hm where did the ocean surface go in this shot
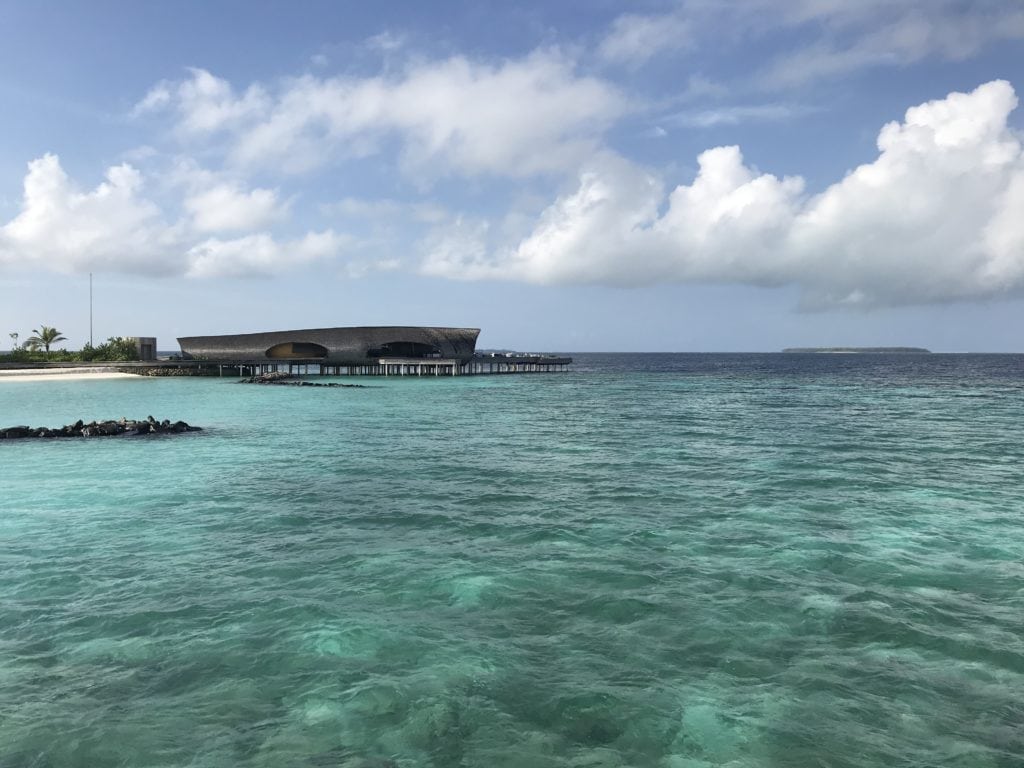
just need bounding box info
[1,353,1022,768]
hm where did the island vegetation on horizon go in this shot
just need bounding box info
[782,347,932,354]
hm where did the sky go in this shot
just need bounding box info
[1,0,1023,352]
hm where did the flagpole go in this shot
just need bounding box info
[89,273,93,346]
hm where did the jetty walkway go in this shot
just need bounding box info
[0,354,572,378]
[187,353,572,377]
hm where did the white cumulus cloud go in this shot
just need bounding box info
[0,154,182,275]
[135,67,270,134]
[423,80,1024,308]
[184,230,350,278]
[0,154,341,279]
[170,160,288,233]
[184,183,284,233]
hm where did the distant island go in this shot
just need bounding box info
[782,347,932,354]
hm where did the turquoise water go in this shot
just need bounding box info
[2,354,1022,767]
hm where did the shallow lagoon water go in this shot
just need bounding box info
[1,354,1023,767]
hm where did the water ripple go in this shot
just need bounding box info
[2,355,1023,766]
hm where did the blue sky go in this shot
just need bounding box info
[1,0,1023,352]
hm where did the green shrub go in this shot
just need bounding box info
[1,336,140,363]
[80,337,140,362]
[0,348,77,362]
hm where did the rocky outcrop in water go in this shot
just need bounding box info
[119,366,212,377]
[0,416,202,439]
[238,371,367,388]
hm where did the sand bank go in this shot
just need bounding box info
[0,369,140,383]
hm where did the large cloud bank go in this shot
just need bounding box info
[2,75,1022,307]
[425,80,1024,307]
[0,52,622,278]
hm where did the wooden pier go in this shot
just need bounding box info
[32,354,574,377]
[247,355,573,377]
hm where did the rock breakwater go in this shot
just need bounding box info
[117,366,217,377]
[238,371,367,388]
[0,417,202,439]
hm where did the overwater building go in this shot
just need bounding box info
[178,326,479,364]
[175,325,569,376]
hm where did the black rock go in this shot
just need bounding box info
[0,418,203,440]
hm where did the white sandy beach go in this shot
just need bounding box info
[0,369,140,383]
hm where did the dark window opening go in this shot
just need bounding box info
[265,342,329,359]
[367,341,442,359]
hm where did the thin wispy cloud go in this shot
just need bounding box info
[364,31,406,53]
[134,52,626,179]
[761,8,1024,89]
[324,197,448,224]
[601,0,1024,89]
[598,12,691,67]
[668,103,808,128]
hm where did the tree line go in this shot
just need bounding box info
[4,326,140,362]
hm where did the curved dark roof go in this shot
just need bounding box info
[177,326,480,364]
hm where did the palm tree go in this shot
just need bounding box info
[26,326,67,357]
